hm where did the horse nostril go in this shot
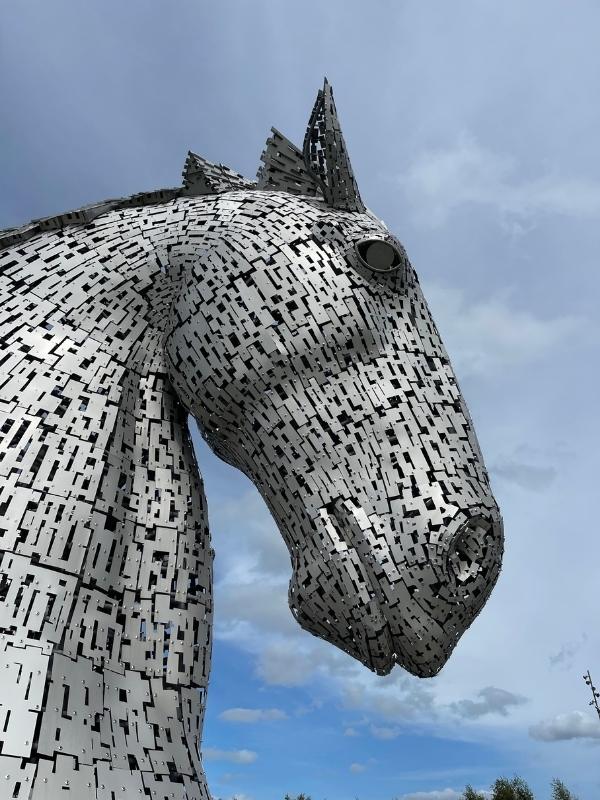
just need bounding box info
[446,516,495,585]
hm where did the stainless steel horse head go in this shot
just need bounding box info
[165,79,504,679]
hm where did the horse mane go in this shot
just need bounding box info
[1,80,362,255]
[0,151,258,253]
[0,95,354,255]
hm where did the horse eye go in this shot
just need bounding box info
[354,238,402,273]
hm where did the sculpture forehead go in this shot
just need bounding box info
[203,193,408,306]
[192,191,411,309]
[227,191,388,242]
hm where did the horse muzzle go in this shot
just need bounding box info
[304,499,504,678]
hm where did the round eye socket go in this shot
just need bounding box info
[354,238,402,273]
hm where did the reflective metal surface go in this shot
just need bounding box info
[0,80,502,798]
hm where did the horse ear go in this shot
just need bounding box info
[257,128,324,198]
[182,151,256,196]
[302,78,366,213]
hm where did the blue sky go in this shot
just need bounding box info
[2,2,600,799]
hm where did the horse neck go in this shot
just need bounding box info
[0,197,227,793]
[0,197,214,664]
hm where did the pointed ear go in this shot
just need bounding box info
[182,151,256,196]
[302,78,366,213]
[257,128,324,198]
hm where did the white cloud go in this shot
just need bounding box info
[212,621,311,687]
[344,726,359,737]
[341,673,437,721]
[255,640,318,686]
[423,281,586,376]
[214,579,293,637]
[219,707,288,723]
[253,637,354,687]
[529,710,600,741]
[207,486,291,585]
[400,133,600,228]
[203,748,258,764]
[215,613,358,689]
[350,762,366,773]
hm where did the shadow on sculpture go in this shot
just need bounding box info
[0,79,503,798]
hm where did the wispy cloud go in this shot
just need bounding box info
[400,133,600,228]
[490,458,557,491]
[549,635,588,669]
[219,707,288,723]
[293,698,324,716]
[449,686,528,719]
[423,281,586,377]
[489,441,573,492]
[529,710,600,741]
[218,772,241,784]
[370,724,401,740]
[350,762,367,773]
[203,748,258,764]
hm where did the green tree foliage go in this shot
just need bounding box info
[461,786,486,800]
[491,775,535,800]
[551,778,579,800]
[281,774,580,800]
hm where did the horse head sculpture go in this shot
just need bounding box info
[166,79,504,679]
[0,79,503,798]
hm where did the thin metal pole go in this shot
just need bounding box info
[583,670,600,721]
